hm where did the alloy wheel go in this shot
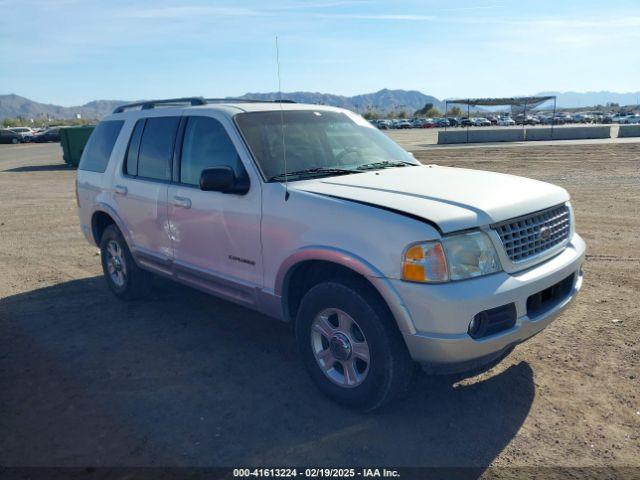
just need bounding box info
[311,308,371,388]
[105,240,127,287]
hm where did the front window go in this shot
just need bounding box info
[180,116,244,186]
[235,110,417,181]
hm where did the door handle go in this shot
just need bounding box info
[172,196,192,209]
[114,185,127,196]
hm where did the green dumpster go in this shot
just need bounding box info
[59,125,95,167]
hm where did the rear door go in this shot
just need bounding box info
[113,115,180,272]
[167,114,263,306]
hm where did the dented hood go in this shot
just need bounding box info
[293,164,569,233]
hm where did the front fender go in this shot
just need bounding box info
[275,246,417,335]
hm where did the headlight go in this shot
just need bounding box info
[402,231,501,283]
[442,230,501,280]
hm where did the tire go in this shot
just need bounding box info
[99,224,152,300]
[295,278,415,411]
[11,138,18,144]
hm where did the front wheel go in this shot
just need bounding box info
[296,279,415,411]
[11,138,19,144]
[100,224,152,300]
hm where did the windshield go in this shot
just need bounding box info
[235,110,418,181]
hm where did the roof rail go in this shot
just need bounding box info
[205,98,296,104]
[112,96,296,113]
[112,97,207,114]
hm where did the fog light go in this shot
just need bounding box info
[468,314,482,336]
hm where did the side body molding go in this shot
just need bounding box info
[274,246,417,335]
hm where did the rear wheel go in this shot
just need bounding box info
[100,224,152,300]
[296,279,414,411]
[11,138,18,144]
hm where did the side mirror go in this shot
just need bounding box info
[199,166,249,194]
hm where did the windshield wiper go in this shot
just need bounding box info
[269,167,357,181]
[356,160,415,171]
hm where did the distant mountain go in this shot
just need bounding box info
[237,89,445,114]
[0,90,443,120]
[536,91,640,109]
[0,94,126,121]
[2,90,639,120]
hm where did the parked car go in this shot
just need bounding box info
[486,115,498,125]
[396,119,412,129]
[611,113,633,123]
[421,118,436,128]
[572,114,593,124]
[446,117,460,127]
[460,117,473,127]
[497,117,515,126]
[515,115,540,126]
[376,119,391,130]
[32,127,61,143]
[77,97,585,410]
[432,118,450,128]
[624,114,640,124]
[0,128,22,144]
[590,113,604,123]
[473,117,491,127]
[9,127,35,142]
[410,118,424,128]
[551,114,567,125]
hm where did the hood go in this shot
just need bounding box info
[293,165,569,233]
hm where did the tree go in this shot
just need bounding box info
[424,107,441,117]
[414,102,434,116]
[2,118,17,127]
[448,106,463,117]
[2,117,95,128]
[362,110,380,120]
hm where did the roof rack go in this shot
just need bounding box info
[112,97,296,113]
[205,98,296,104]
[112,97,206,114]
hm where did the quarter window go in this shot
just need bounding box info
[180,116,243,186]
[124,119,145,176]
[78,120,124,173]
[137,117,180,181]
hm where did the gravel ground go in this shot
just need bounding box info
[0,140,638,471]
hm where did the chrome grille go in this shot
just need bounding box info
[493,205,571,263]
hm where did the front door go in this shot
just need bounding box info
[167,114,262,306]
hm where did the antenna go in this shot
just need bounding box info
[275,36,289,201]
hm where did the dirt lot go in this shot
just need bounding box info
[0,140,638,471]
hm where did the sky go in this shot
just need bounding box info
[1,0,639,106]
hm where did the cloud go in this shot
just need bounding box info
[436,4,504,13]
[117,1,375,19]
[315,13,435,20]
[119,6,270,19]
[527,16,640,29]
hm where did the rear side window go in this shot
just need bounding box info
[124,119,145,176]
[78,120,124,173]
[137,117,180,181]
[180,116,243,185]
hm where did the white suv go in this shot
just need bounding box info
[9,127,34,141]
[77,97,585,410]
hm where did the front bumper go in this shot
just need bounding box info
[394,233,586,372]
